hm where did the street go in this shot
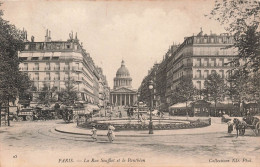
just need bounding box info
[0,119,259,167]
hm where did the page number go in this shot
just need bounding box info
[13,155,17,158]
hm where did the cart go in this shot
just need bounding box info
[18,108,34,121]
[243,115,260,136]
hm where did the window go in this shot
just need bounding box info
[52,57,59,60]
[204,70,209,78]
[204,58,209,67]
[34,63,39,70]
[204,37,207,43]
[219,37,223,43]
[23,63,28,70]
[43,57,50,60]
[45,62,50,70]
[45,73,50,80]
[211,70,216,74]
[64,72,69,80]
[55,63,60,70]
[20,57,28,61]
[197,81,201,90]
[65,62,70,70]
[31,57,39,60]
[211,58,216,67]
[34,73,39,80]
[54,72,60,80]
[197,70,201,78]
[219,58,224,67]
[197,58,201,67]
[220,70,224,78]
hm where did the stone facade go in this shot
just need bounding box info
[18,30,109,106]
[139,30,237,110]
[110,60,137,106]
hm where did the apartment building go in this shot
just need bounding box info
[139,30,237,109]
[18,30,108,107]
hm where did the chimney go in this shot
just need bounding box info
[31,36,35,42]
[25,31,27,41]
[45,29,48,42]
[48,30,51,41]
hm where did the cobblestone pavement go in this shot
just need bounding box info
[0,119,259,167]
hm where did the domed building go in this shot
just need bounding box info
[110,60,137,106]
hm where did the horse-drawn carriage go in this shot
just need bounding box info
[243,115,260,136]
[59,104,93,123]
[17,108,34,121]
[17,106,58,121]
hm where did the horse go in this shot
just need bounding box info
[233,118,247,137]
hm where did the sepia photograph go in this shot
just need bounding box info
[0,0,259,167]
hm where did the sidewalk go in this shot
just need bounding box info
[55,117,227,137]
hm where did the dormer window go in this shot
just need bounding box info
[19,57,28,61]
[43,57,50,60]
[31,57,39,60]
[52,57,59,60]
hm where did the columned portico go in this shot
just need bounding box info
[111,91,137,106]
[110,60,137,106]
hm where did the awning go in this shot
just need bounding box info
[86,104,100,111]
[210,103,235,109]
[169,101,192,109]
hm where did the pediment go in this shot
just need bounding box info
[111,87,136,93]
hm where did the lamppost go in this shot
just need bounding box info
[137,92,140,121]
[148,80,154,134]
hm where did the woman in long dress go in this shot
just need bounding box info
[91,126,97,141]
[107,125,115,143]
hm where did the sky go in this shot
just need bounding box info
[1,0,226,89]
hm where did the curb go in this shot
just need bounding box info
[54,127,151,137]
[54,124,226,137]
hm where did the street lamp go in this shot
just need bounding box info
[137,92,140,121]
[148,80,154,134]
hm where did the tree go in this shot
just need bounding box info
[37,84,57,106]
[57,80,78,106]
[173,76,196,115]
[203,73,225,116]
[225,69,249,112]
[246,72,260,104]
[17,72,33,107]
[0,4,28,126]
[210,0,260,74]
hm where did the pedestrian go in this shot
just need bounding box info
[107,125,115,143]
[91,125,97,141]
[227,120,233,133]
[119,111,122,118]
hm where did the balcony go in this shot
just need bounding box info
[54,67,60,71]
[32,78,39,81]
[54,77,60,81]
[44,77,51,81]
[72,76,82,82]
[45,67,51,70]
[193,76,204,80]
[33,67,39,71]
[72,66,82,71]
[63,67,70,71]
[183,63,193,68]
